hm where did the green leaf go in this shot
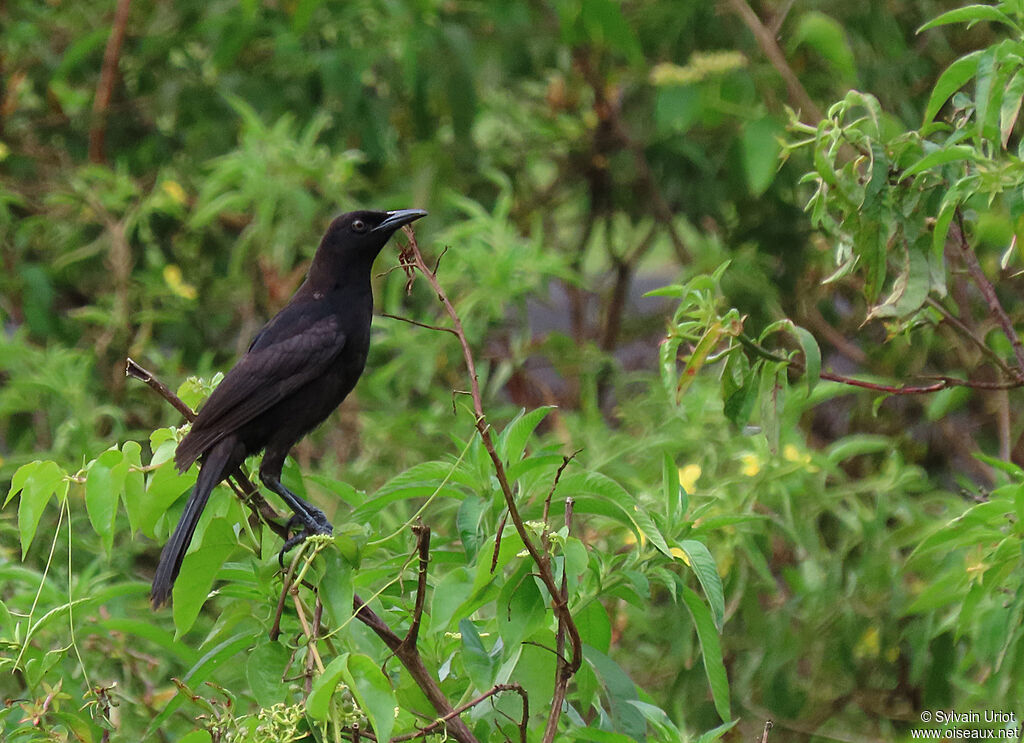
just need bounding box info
[741,117,782,196]
[1001,69,1024,146]
[497,566,547,649]
[786,322,821,394]
[7,461,67,557]
[306,654,349,721]
[918,5,1021,34]
[342,653,398,743]
[583,646,646,741]
[147,630,259,735]
[901,145,979,180]
[559,471,672,556]
[172,517,239,636]
[85,448,125,555]
[457,495,484,561]
[791,11,857,81]
[247,640,291,708]
[430,567,475,634]
[676,540,726,630]
[680,585,731,722]
[119,441,146,533]
[318,548,354,633]
[576,600,612,654]
[498,406,556,464]
[459,619,498,690]
[924,51,984,124]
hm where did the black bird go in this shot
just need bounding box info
[151,208,427,608]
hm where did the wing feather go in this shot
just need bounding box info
[175,309,344,472]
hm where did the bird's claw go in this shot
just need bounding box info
[278,512,333,567]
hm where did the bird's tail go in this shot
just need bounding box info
[151,437,238,608]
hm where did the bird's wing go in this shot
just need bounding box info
[174,308,345,472]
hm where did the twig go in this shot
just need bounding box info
[389,684,529,743]
[125,358,289,539]
[573,52,690,263]
[734,335,1024,395]
[378,313,459,336]
[541,497,574,743]
[724,0,825,125]
[398,226,582,741]
[402,525,430,650]
[490,510,509,574]
[951,214,1024,379]
[542,452,580,539]
[761,720,774,743]
[926,296,1016,378]
[89,0,132,163]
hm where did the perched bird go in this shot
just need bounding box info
[151,209,427,608]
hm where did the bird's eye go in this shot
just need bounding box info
[351,220,367,233]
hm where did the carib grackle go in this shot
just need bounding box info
[151,208,427,608]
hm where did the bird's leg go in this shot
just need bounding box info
[258,458,333,537]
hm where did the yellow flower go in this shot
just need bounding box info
[740,453,761,477]
[161,180,188,205]
[163,264,198,300]
[854,626,880,659]
[678,464,701,493]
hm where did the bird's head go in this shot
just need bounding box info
[310,209,427,288]
[324,209,427,255]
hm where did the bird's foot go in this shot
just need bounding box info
[278,511,334,567]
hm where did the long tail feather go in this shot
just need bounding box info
[151,437,238,608]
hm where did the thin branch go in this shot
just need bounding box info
[926,296,1016,378]
[724,0,825,125]
[402,525,430,650]
[89,0,132,163]
[378,312,459,336]
[389,684,529,743]
[125,358,288,538]
[951,214,1024,379]
[734,335,1024,395]
[761,720,774,743]
[398,227,582,740]
[352,594,478,743]
[541,497,574,743]
[573,52,690,263]
[542,452,580,540]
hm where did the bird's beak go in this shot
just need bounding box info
[373,209,428,233]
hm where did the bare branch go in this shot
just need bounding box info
[396,226,583,739]
[951,214,1024,378]
[723,0,825,125]
[89,0,132,163]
